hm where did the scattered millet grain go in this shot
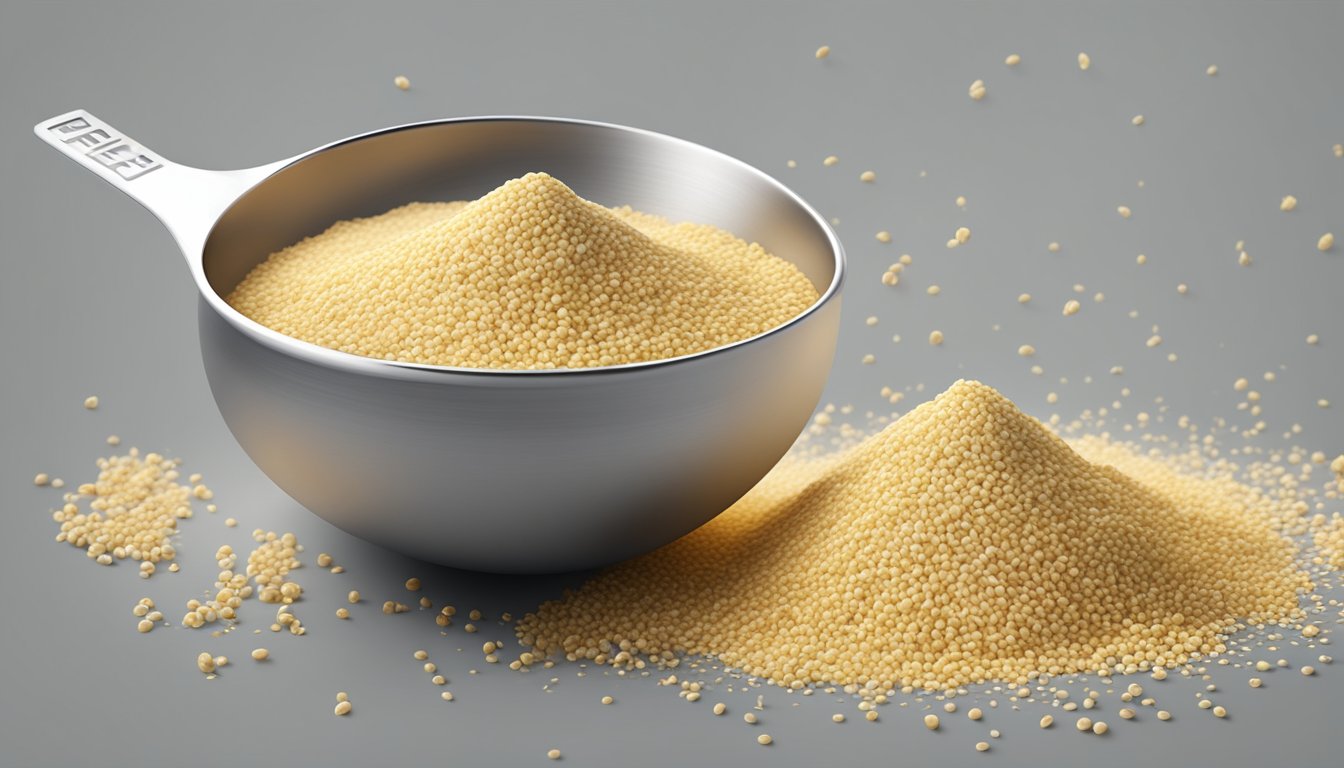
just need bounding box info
[1005,53,1021,66]
[1213,706,1228,718]
[405,578,421,591]
[1092,721,1109,735]
[1018,344,1036,357]
[743,713,758,724]
[335,701,352,716]
[1318,233,1335,252]
[1280,195,1298,211]
[137,619,153,633]
[1301,666,1316,676]
[1076,717,1092,732]
[336,608,350,619]
[968,707,983,721]
[34,473,49,486]
[393,75,410,90]
[251,648,269,661]
[815,45,830,60]
[1157,710,1172,721]
[348,590,360,604]
[713,702,727,716]
[875,230,892,243]
[924,714,940,730]
[1040,715,1055,729]
[1078,52,1091,70]
[1118,205,1132,219]
[756,734,772,746]
[197,652,216,674]
[1131,115,1145,126]
[823,155,839,166]
[83,396,99,410]
[928,330,944,346]
[860,170,876,183]
[601,696,614,705]
[228,174,817,370]
[1207,64,1218,76]
[969,79,987,101]
[976,741,990,752]
[1063,299,1081,316]
[832,713,845,723]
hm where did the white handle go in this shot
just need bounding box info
[33,109,283,257]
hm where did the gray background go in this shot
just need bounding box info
[2,1,1341,766]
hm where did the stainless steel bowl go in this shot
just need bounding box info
[34,110,844,573]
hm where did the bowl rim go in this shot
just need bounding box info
[200,115,846,380]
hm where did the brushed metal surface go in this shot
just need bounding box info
[34,113,844,573]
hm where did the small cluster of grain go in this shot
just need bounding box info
[248,530,303,604]
[180,544,252,628]
[176,531,305,633]
[1315,516,1344,569]
[517,380,1308,689]
[48,449,200,572]
[228,173,818,369]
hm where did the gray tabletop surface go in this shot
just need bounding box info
[2,1,1341,766]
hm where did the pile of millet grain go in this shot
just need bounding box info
[516,380,1311,690]
[227,172,819,370]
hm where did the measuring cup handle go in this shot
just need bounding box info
[33,109,281,257]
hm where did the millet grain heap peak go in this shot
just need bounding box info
[228,173,818,370]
